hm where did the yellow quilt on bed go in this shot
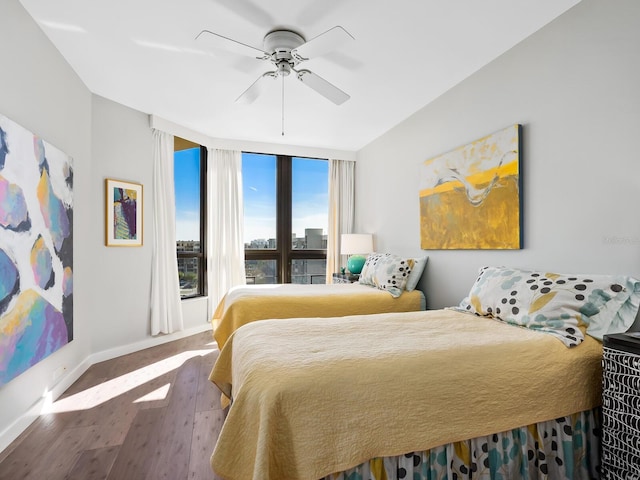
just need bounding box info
[209,309,603,480]
[212,283,425,349]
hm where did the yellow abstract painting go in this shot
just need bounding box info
[419,125,522,249]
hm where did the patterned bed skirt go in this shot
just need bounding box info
[323,408,601,480]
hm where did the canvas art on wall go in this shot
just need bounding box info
[419,124,522,249]
[105,178,143,247]
[0,113,73,386]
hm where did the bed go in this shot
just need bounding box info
[209,267,640,480]
[212,283,425,349]
[212,253,428,349]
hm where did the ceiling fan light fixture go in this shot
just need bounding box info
[277,61,292,76]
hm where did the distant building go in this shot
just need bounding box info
[239,229,329,284]
[245,238,275,249]
[305,228,325,249]
[177,240,200,252]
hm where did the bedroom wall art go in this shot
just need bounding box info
[105,178,143,246]
[0,113,74,386]
[419,124,522,249]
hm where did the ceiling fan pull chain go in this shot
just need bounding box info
[281,74,285,136]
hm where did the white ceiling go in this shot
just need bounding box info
[20,0,580,152]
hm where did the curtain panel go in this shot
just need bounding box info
[150,129,184,335]
[207,148,246,320]
[326,159,355,283]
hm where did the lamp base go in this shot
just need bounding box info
[347,254,366,275]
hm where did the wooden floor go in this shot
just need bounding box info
[0,331,226,480]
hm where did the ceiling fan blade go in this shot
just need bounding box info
[236,71,277,104]
[292,26,354,62]
[195,30,269,59]
[213,0,275,29]
[296,69,350,105]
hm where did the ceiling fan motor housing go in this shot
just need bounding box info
[263,30,305,74]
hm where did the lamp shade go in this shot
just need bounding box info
[341,234,373,274]
[340,233,373,255]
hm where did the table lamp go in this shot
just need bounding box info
[340,233,373,274]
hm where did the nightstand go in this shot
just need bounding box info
[602,332,640,479]
[332,273,360,284]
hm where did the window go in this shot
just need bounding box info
[243,153,328,284]
[174,137,206,298]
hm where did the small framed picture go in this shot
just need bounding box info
[105,178,143,246]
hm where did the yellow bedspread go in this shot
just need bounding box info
[212,283,425,349]
[209,309,603,480]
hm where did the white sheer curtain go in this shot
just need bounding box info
[207,148,246,320]
[150,129,184,335]
[326,159,355,283]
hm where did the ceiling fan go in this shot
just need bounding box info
[195,26,354,107]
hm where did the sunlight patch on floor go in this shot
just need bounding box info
[133,383,171,403]
[42,348,215,414]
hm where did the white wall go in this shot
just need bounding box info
[0,0,93,447]
[90,95,211,353]
[356,0,640,309]
[0,2,211,451]
[90,96,154,351]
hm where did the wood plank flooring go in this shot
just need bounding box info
[0,331,226,480]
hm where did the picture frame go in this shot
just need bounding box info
[105,178,143,247]
[419,124,522,249]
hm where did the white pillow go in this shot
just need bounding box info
[405,256,428,292]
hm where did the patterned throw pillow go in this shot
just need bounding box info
[457,266,640,347]
[358,253,414,297]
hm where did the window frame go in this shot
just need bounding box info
[243,153,327,284]
[175,144,207,299]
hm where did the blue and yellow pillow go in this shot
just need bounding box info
[359,253,414,298]
[457,266,640,347]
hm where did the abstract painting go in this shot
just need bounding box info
[0,113,73,386]
[105,179,143,246]
[419,124,522,249]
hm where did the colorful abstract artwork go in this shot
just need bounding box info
[105,179,143,246]
[419,124,522,249]
[0,113,73,386]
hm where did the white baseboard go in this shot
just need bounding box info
[87,323,213,365]
[0,398,44,456]
[0,323,213,454]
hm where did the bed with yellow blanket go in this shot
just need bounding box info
[209,267,640,480]
[212,283,426,349]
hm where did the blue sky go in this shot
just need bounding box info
[174,147,201,241]
[243,153,328,243]
[174,149,328,242]
[291,157,329,240]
